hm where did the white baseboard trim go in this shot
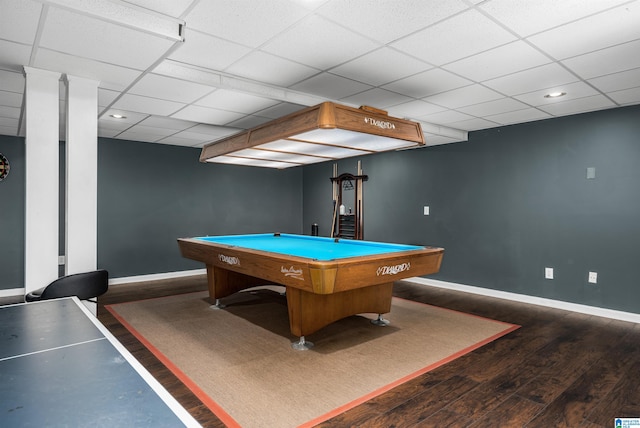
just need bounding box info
[407,277,640,324]
[108,269,207,285]
[0,288,24,298]
[6,271,639,324]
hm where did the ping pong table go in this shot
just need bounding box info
[0,297,200,427]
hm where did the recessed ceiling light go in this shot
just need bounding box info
[544,91,566,98]
[110,114,126,119]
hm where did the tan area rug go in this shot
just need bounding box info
[107,288,518,427]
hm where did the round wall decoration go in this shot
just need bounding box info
[0,153,9,181]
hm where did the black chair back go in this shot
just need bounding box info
[27,270,109,302]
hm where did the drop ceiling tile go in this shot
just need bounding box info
[225,51,318,87]
[382,68,472,98]
[480,0,629,37]
[155,136,203,147]
[169,30,251,71]
[171,105,245,126]
[291,73,372,100]
[317,0,468,44]
[100,109,149,126]
[170,128,237,144]
[484,108,551,125]
[164,131,211,142]
[1,0,636,148]
[0,105,20,119]
[444,41,552,82]
[112,93,184,116]
[117,125,178,142]
[331,48,433,86]
[100,109,149,128]
[0,70,24,93]
[528,2,640,60]
[0,117,18,128]
[120,0,193,18]
[418,109,475,125]
[195,89,280,114]
[0,0,42,44]
[0,124,18,136]
[562,39,640,79]
[588,68,640,93]
[391,9,517,66]
[98,127,121,138]
[538,94,615,116]
[35,49,142,91]
[513,81,600,106]
[129,74,214,103]
[446,117,501,131]
[609,87,640,105]
[0,40,32,73]
[188,124,239,137]
[98,89,120,109]
[137,116,196,131]
[458,97,529,117]
[113,132,164,143]
[255,102,307,119]
[421,135,463,146]
[483,63,579,96]
[226,114,274,129]
[184,0,309,48]
[386,100,447,118]
[0,89,24,108]
[261,14,379,70]
[424,84,503,109]
[340,88,413,110]
[40,7,175,70]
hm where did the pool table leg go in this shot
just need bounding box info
[205,265,273,306]
[286,282,394,340]
[371,314,391,326]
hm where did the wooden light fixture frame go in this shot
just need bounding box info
[199,102,425,167]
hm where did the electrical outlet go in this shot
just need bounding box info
[545,267,554,279]
[423,206,430,216]
[588,271,598,284]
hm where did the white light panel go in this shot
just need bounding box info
[231,148,327,164]
[206,156,299,169]
[296,129,418,151]
[259,140,369,158]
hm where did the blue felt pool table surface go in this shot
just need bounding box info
[194,233,424,261]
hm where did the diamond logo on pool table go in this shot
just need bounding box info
[376,262,411,276]
[218,253,240,266]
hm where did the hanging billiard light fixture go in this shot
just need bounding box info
[199,102,425,169]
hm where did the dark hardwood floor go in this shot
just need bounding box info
[97,276,640,427]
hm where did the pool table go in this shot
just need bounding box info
[178,233,444,348]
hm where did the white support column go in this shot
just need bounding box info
[64,75,99,276]
[23,66,61,296]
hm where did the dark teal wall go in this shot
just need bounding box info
[0,136,303,288]
[97,138,303,277]
[303,105,640,314]
[3,106,640,315]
